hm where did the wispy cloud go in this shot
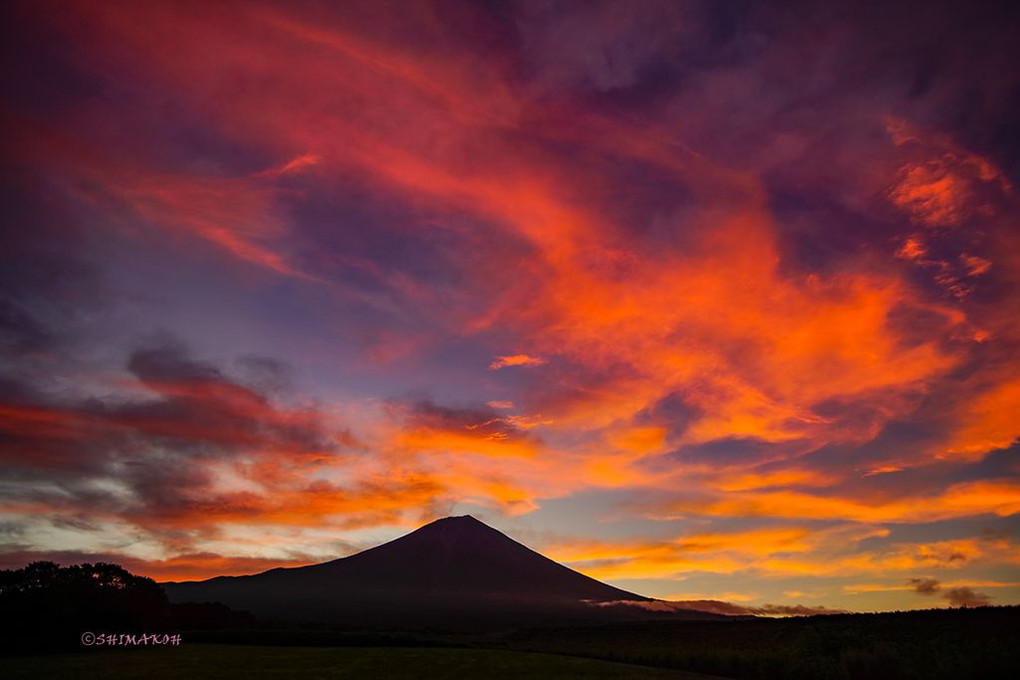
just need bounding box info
[489,355,547,370]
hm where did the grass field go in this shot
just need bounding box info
[3,644,726,679]
[4,608,1017,679]
[509,607,1020,680]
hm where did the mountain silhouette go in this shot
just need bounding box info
[162,515,714,629]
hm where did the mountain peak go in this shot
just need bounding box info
[398,513,510,549]
[420,514,485,528]
[431,514,480,523]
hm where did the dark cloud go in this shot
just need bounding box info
[656,437,811,469]
[1,336,338,469]
[516,0,693,95]
[909,577,941,595]
[48,514,102,533]
[115,337,337,457]
[942,587,991,608]
[907,578,991,607]
[634,390,704,440]
[0,299,55,357]
[0,335,350,537]
[127,336,223,385]
[235,354,295,393]
[392,398,531,442]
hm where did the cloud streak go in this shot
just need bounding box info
[905,578,993,608]
[590,598,846,617]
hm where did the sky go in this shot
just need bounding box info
[1,0,1018,614]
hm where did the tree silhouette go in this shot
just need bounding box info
[0,561,252,653]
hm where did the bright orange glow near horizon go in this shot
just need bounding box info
[1,0,1018,614]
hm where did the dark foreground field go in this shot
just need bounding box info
[5,607,1017,679]
[507,606,1020,679]
[3,644,722,679]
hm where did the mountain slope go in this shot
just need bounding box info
[162,515,673,628]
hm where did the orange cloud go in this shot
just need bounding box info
[545,525,887,580]
[945,380,1020,458]
[895,236,927,260]
[547,526,1019,582]
[890,161,974,227]
[885,118,1012,227]
[653,480,1020,524]
[961,254,992,276]
[489,354,547,370]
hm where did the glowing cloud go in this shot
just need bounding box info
[489,355,547,370]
